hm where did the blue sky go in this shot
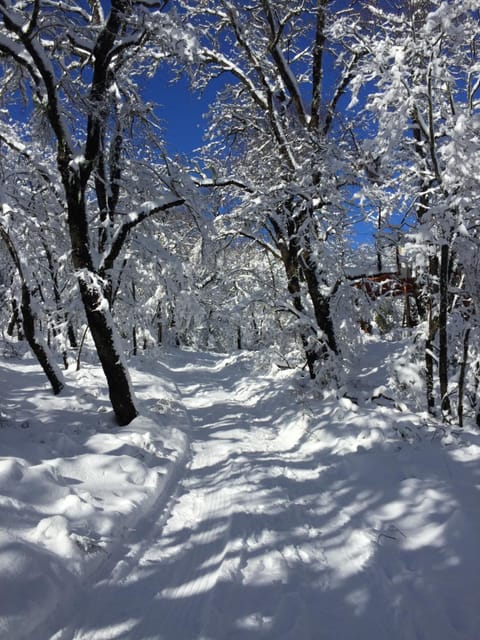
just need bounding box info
[147,72,215,156]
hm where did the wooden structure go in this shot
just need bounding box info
[350,271,421,329]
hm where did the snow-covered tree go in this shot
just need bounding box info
[0,119,73,391]
[0,0,187,424]
[351,0,480,420]
[169,0,367,379]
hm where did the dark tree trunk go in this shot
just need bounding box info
[67,322,78,349]
[281,237,318,379]
[78,278,137,425]
[131,281,137,356]
[43,243,72,368]
[423,254,440,415]
[285,208,338,361]
[438,244,451,416]
[6,312,16,337]
[76,326,89,372]
[7,298,24,340]
[20,283,65,395]
[64,184,138,426]
[132,325,138,357]
[425,331,436,415]
[0,223,64,394]
[301,255,338,357]
[458,326,470,429]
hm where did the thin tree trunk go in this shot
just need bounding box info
[7,298,23,340]
[458,326,470,429]
[42,243,71,368]
[132,325,138,357]
[475,361,480,430]
[423,253,440,415]
[131,281,137,357]
[439,243,451,416]
[20,283,65,394]
[425,306,436,415]
[76,326,89,372]
[67,322,78,349]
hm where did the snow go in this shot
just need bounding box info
[1,342,480,639]
[0,356,188,640]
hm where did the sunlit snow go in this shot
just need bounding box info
[1,341,480,639]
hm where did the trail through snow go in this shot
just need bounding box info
[45,347,480,640]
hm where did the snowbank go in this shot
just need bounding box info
[0,356,189,640]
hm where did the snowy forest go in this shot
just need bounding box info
[1,1,480,639]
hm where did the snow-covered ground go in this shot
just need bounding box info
[1,340,480,639]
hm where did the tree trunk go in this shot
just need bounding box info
[425,304,436,415]
[286,208,338,360]
[78,278,137,425]
[132,325,138,357]
[67,322,78,349]
[0,0,140,425]
[301,255,338,357]
[475,361,480,430]
[43,243,72,368]
[65,187,138,426]
[131,281,137,356]
[281,238,318,378]
[438,243,451,416]
[424,270,437,414]
[20,283,65,394]
[458,326,470,428]
[0,223,64,394]
[76,326,89,372]
[423,253,440,415]
[7,298,23,340]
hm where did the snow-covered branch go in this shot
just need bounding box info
[100,196,185,275]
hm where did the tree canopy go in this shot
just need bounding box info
[0,0,479,426]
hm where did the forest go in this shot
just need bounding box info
[0,1,480,638]
[0,0,477,426]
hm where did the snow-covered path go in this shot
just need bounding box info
[50,349,480,640]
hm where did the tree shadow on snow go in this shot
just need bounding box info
[62,369,480,640]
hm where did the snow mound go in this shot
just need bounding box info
[0,357,189,640]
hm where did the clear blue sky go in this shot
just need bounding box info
[147,72,216,156]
